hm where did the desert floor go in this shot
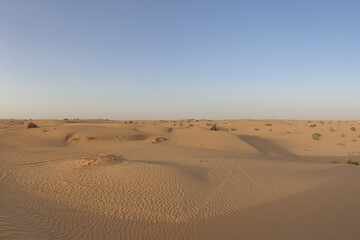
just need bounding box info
[1,119,360,239]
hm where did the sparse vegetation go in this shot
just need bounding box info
[320,121,324,124]
[87,136,95,140]
[351,127,356,131]
[210,124,218,131]
[341,134,346,137]
[265,123,272,126]
[254,128,260,131]
[309,124,317,128]
[154,137,168,143]
[230,128,236,131]
[312,133,321,140]
[330,127,336,132]
[346,159,359,166]
[268,128,273,132]
[27,122,38,128]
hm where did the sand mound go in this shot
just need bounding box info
[81,154,124,167]
[147,136,169,143]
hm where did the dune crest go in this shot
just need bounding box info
[1,119,360,239]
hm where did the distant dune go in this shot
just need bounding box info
[1,119,360,239]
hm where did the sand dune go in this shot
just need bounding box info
[1,119,360,239]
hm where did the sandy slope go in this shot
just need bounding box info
[1,119,360,239]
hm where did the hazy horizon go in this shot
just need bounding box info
[1,1,360,120]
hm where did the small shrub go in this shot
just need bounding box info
[254,128,260,131]
[230,128,236,131]
[87,136,95,140]
[27,122,38,128]
[351,127,356,131]
[210,124,218,131]
[341,134,346,137]
[320,121,324,124]
[188,124,194,127]
[154,137,168,143]
[265,123,272,126]
[312,133,321,140]
[346,159,359,166]
[330,127,336,132]
[353,139,357,142]
[268,128,273,132]
[309,124,317,128]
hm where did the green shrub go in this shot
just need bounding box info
[230,128,236,131]
[210,124,218,131]
[312,133,321,140]
[347,159,359,165]
[27,122,38,128]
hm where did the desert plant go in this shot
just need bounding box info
[254,128,260,131]
[265,123,272,126]
[341,134,346,137]
[351,127,356,131]
[268,128,273,132]
[346,159,359,165]
[154,137,168,143]
[230,128,236,131]
[309,124,317,127]
[312,133,321,140]
[210,124,218,131]
[27,122,38,128]
[87,136,95,140]
[330,127,336,132]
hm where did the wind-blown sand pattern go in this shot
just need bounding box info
[1,119,360,239]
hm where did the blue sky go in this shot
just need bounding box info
[1,0,360,120]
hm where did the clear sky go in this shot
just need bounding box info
[1,0,360,120]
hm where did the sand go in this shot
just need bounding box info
[1,119,360,239]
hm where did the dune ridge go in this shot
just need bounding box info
[1,119,360,239]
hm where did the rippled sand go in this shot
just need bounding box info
[1,119,360,239]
